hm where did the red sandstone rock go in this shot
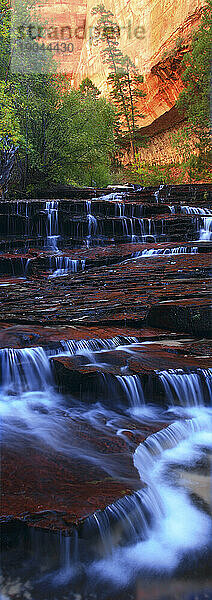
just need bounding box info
[146,298,212,337]
[1,417,165,532]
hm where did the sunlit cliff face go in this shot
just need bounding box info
[37,0,205,125]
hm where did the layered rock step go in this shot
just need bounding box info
[0,183,211,542]
[0,185,211,254]
[51,337,212,405]
[0,241,211,277]
[0,249,210,327]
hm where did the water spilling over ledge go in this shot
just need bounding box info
[0,184,211,599]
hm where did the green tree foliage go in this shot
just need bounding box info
[79,77,100,98]
[12,76,115,190]
[177,0,212,155]
[92,3,146,158]
[0,0,11,80]
[0,0,115,195]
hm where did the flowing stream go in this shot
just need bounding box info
[1,187,212,599]
[1,337,212,599]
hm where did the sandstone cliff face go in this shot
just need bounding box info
[37,0,87,74]
[38,0,205,157]
[73,0,206,127]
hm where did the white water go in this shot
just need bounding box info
[157,368,212,406]
[86,201,98,245]
[200,216,212,240]
[0,346,53,394]
[154,184,164,204]
[140,245,198,256]
[181,206,212,215]
[84,199,158,242]
[95,192,126,202]
[122,245,198,264]
[89,410,212,588]
[116,375,145,406]
[45,200,60,250]
[49,256,86,277]
[61,335,138,355]
[0,338,211,595]
[181,206,212,240]
[0,336,138,395]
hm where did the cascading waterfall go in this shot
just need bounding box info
[1,198,210,252]
[140,245,198,257]
[181,206,212,215]
[86,201,98,244]
[0,334,212,594]
[154,184,164,203]
[0,255,86,278]
[122,245,198,265]
[157,368,212,406]
[87,412,212,584]
[96,192,126,202]
[45,200,59,250]
[0,346,53,394]
[0,341,211,407]
[0,336,138,394]
[181,206,212,240]
[49,256,86,277]
[116,375,145,406]
[61,335,138,355]
[200,216,212,240]
[1,188,212,599]
[115,203,125,217]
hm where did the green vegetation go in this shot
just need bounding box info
[12,75,115,190]
[1,0,211,194]
[128,1,212,186]
[0,0,115,196]
[92,4,146,158]
[170,0,212,180]
[177,0,211,146]
[129,160,172,186]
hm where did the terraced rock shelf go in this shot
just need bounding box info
[1,184,212,600]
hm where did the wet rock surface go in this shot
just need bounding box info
[146,298,212,337]
[0,184,211,540]
[1,414,165,532]
[0,251,211,327]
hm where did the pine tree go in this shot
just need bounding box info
[79,77,101,99]
[92,3,146,158]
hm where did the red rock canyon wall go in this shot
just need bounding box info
[38,0,206,159]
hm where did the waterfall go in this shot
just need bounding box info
[115,202,125,217]
[1,334,212,588]
[88,412,212,573]
[85,485,160,555]
[134,416,210,479]
[61,335,138,355]
[199,216,212,240]
[181,206,212,215]
[49,257,86,278]
[169,205,175,214]
[0,347,53,394]
[86,201,98,243]
[122,245,198,265]
[154,184,164,203]
[95,192,126,202]
[157,368,212,406]
[140,246,198,257]
[0,336,138,394]
[181,206,212,240]
[45,201,59,250]
[116,375,145,406]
